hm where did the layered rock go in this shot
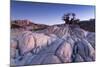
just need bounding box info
[10,24,95,66]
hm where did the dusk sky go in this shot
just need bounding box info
[11,1,95,25]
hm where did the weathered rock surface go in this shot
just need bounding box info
[42,55,61,64]
[56,41,72,63]
[10,24,95,66]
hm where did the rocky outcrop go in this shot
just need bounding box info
[79,19,95,32]
[11,20,49,31]
[56,41,72,63]
[10,24,95,66]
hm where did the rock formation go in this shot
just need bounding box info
[10,24,95,66]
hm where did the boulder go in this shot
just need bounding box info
[42,55,61,64]
[15,52,33,66]
[10,24,95,66]
[32,33,57,54]
[56,41,72,63]
[73,54,84,62]
[11,39,17,49]
[86,32,95,49]
[18,31,35,55]
[10,48,16,58]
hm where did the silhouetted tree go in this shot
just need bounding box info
[72,13,76,20]
[70,13,76,24]
[62,13,70,24]
[62,13,80,25]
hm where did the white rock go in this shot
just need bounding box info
[15,52,33,66]
[10,58,16,66]
[42,55,61,64]
[33,33,50,48]
[73,54,84,62]
[56,41,72,63]
[32,33,57,54]
[83,39,95,60]
[86,32,95,48]
[10,48,16,58]
[28,53,49,65]
[11,39,17,49]
[73,40,90,60]
[11,25,95,66]
[18,31,35,55]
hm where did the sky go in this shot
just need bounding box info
[11,1,95,25]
